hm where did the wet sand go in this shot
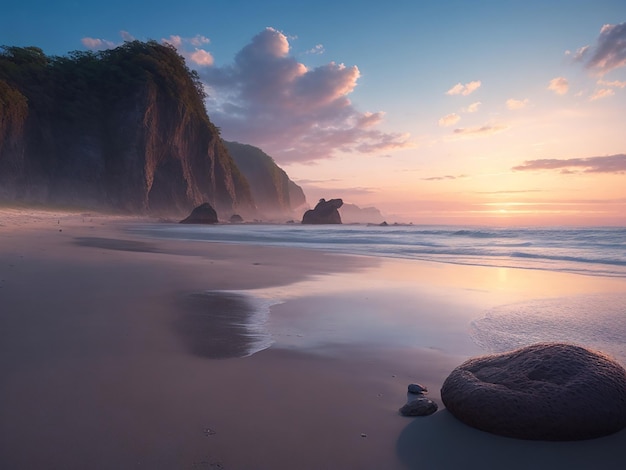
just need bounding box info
[1,209,625,469]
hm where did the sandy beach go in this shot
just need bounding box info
[1,209,625,469]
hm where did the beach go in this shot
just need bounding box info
[1,209,625,469]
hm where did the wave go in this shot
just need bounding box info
[129,224,626,278]
[510,251,626,267]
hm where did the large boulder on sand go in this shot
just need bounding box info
[302,198,343,224]
[180,203,218,224]
[440,343,626,440]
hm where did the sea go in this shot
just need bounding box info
[130,224,626,278]
[129,223,626,362]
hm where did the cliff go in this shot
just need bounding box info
[0,42,255,216]
[225,141,307,220]
[339,203,385,224]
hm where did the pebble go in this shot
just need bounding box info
[408,383,428,394]
[399,397,438,417]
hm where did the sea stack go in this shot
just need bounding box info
[301,198,343,224]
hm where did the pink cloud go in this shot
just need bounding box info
[81,31,135,51]
[438,113,460,127]
[598,79,626,88]
[452,124,508,137]
[548,77,569,95]
[513,154,626,174]
[506,98,529,110]
[201,27,411,162]
[462,101,481,113]
[589,88,615,101]
[586,22,626,76]
[81,37,116,50]
[161,34,214,67]
[446,80,481,96]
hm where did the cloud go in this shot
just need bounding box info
[81,31,134,51]
[548,77,569,95]
[421,174,467,181]
[81,37,116,50]
[585,22,626,76]
[566,45,590,61]
[162,34,214,66]
[306,44,325,55]
[462,101,481,113]
[598,79,626,88]
[452,124,508,137]
[446,80,481,96]
[438,113,461,127]
[513,154,626,174]
[589,88,615,101]
[506,98,529,110]
[200,27,411,163]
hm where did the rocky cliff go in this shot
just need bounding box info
[0,42,255,216]
[225,141,307,220]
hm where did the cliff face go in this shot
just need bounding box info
[225,141,307,220]
[0,42,255,216]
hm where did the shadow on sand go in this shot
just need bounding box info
[397,410,626,469]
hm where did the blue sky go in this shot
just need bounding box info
[2,1,626,224]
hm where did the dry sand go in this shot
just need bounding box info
[1,209,625,469]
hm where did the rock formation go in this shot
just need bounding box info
[302,198,343,224]
[180,203,218,224]
[225,141,307,220]
[339,203,385,224]
[440,343,626,440]
[0,42,255,216]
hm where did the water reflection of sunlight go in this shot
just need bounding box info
[235,257,626,357]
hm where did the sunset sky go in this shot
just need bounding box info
[2,0,626,225]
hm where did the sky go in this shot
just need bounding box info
[2,0,626,225]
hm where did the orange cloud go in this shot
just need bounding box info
[446,80,481,96]
[438,113,461,127]
[548,77,569,95]
[506,98,529,110]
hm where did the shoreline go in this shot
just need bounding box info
[1,209,625,469]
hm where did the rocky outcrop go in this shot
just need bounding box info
[0,43,255,216]
[440,343,626,440]
[302,198,343,224]
[180,203,218,224]
[225,141,307,220]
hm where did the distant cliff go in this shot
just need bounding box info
[225,141,307,220]
[0,42,255,216]
[339,203,385,224]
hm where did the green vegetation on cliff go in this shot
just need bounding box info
[0,41,254,215]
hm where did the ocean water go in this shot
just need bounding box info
[129,223,626,362]
[130,224,626,278]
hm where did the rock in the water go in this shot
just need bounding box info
[399,397,438,416]
[408,383,428,394]
[301,198,343,224]
[180,203,218,224]
[441,342,626,440]
[229,214,244,223]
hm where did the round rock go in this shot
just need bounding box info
[440,343,626,440]
[399,397,438,417]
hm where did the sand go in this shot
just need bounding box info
[1,208,625,469]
